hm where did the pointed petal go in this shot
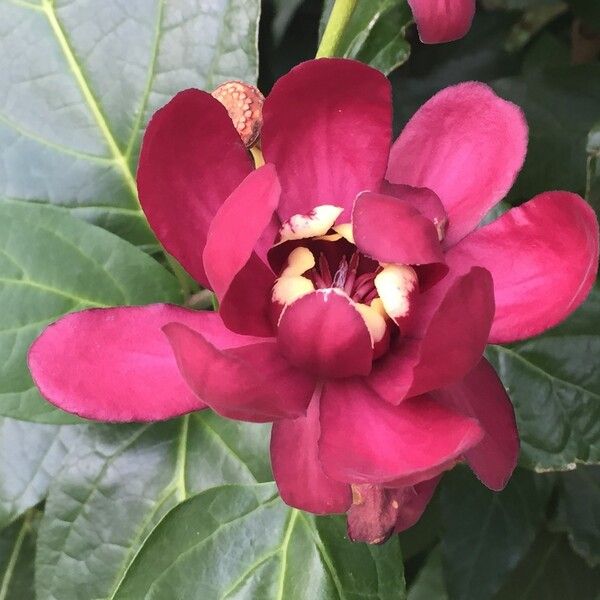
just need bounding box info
[319,380,483,485]
[368,267,494,402]
[387,82,527,246]
[137,89,253,286]
[271,389,351,514]
[262,58,392,220]
[434,358,519,491]
[408,0,476,44]
[203,165,280,336]
[27,306,247,421]
[448,191,599,343]
[352,191,444,265]
[163,323,314,423]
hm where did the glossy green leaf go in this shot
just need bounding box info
[492,64,600,203]
[0,0,260,248]
[557,466,600,566]
[440,468,553,600]
[0,201,181,424]
[407,547,447,600]
[495,530,600,599]
[0,418,84,529]
[323,0,412,75]
[113,483,406,600]
[587,121,600,214]
[487,286,600,471]
[0,510,40,600]
[35,413,273,600]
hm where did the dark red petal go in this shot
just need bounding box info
[262,58,392,221]
[387,82,527,247]
[447,191,599,343]
[27,306,250,422]
[318,379,483,485]
[137,89,253,286]
[352,191,444,265]
[408,0,475,44]
[433,358,519,491]
[270,389,351,514]
[394,476,441,533]
[380,182,448,235]
[218,254,276,337]
[367,267,494,403]
[163,322,314,423]
[277,290,373,378]
[203,165,280,337]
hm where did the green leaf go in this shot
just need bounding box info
[495,530,600,599]
[440,468,553,600]
[113,484,406,600]
[326,0,412,75]
[35,413,273,600]
[0,510,40,600]
[587,121,600,214]
[0,201,181,424]
[481,0,559,8]
[407,547,448,600]
[557,466,600,566]
[0,0,260,247]
[487,286,600,471]
[0,418,84,529]
[492,64,600,204]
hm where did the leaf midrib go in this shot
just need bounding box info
[490,345,600,402]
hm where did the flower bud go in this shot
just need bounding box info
[211,80,264,148]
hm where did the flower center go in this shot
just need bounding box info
[269,205,420,367]
[307,251,379,304]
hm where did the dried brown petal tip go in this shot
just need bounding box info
[211,81,265,148]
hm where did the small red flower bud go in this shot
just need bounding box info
[211,80,264,148]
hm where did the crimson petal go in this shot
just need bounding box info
[352,191,444,265]
[137,89,253,286]
[262,58,392,221]
[28,305,250,422]
[368,267,494,402]
[270,389,351,514]
[387,82,527,247]
[408,0,476,44]
[447,191,599,343]
[319,379,483,486]
[434,359,519,491]
[203,165,280,336]
[164,322,314,423]
[277,290,373,378]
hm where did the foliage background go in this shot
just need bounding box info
[0,0,599,598]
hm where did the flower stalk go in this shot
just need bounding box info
[316,0,358,58]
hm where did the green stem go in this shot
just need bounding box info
[316,0,357,58]
[165,254,192,300]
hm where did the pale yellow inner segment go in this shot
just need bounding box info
[374,265,418,319]
[355,298,388,344]
[272,246,316,307]
[278,205,344,242]
[332,222,354,244]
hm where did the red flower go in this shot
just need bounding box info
[408,0,476,44]
[28,59,598,543]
